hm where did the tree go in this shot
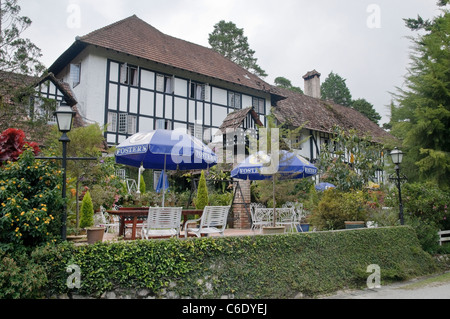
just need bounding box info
[0,0,45,75]
[79,191,94,229]
[0,0,50,142]
[390,3,450,188]
[351,98,382,125]
[274,76,303,94]
[209,20,267,78]
[195,170,209,210]
[321,72,353,106]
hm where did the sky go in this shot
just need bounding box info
[19,0,443,125]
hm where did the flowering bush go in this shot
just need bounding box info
[0,149,64,248]
[0,128,40,164]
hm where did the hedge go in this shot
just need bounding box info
[7,226,440,299]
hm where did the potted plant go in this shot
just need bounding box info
[80,190,104,244]
[343,191,368,229]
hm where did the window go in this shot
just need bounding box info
[156,74,174,93]
[252,97,265,114]
[108,112,117,132]
[228,92,241,109]
[118,113,127,133]
[70,63,81,87]
[190,82,210,101]
[127,115,137,134]
[156,119,172,130]
[120,63,139,86]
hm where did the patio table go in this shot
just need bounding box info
[107,208,203,240]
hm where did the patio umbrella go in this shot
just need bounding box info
[115,129,217,206]
[315,182,336,191]
[156,170,169,194]
[231,150,317,227]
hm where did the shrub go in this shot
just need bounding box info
[33,227,438,299]
[194,170,208,210]
[310,189,370,230]
[79,191,94,229]
[0,149,63,248]
[139,174,146,194]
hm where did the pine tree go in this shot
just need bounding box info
[391,4,450,188]
[209,20,267,78]
[79,191,94,229]
[321,72,353,106]
[195,170,209,210]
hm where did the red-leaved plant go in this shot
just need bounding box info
[0,128,40,164]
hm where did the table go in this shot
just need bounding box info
[107,208,203,240]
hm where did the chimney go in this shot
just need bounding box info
[303,70,321,99]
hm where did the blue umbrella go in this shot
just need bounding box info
[231,150,317,226]
[156,170,169,194]
[231,150,317,180]
[315,182,336,191]
[115,129,217,206]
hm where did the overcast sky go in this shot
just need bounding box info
[20,0,442,125]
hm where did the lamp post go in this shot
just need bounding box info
[54,101,76,241]
[390,147,405,225]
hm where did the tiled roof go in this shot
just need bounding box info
[219,107,264,133]
[50,15,274,94]
[271,87,393,144]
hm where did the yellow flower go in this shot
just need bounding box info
[21,212,25,216]
[36,217,39,222]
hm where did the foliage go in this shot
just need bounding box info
[139,174,146,194]
[79,191,94,229]
[390,5,450,188]
[0,249,47,299]
[208,20,267,77]
[0,149,63,248]
[310,189,374,230]
[194,170,209,210]
[317,126,385,192]
[274,76,303,94]
[0,0,45,75]
[385,182,450,230]
[321,71,353,106]
[351,98,382,125]
[0,128,40,163]
[30,227,438,299]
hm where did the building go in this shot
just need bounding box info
[45,15,277,148]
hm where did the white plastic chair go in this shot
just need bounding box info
[97,206,120,234]
[141,207,183,239]
[184,206,231,238]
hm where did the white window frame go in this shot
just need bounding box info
[120,63,139,86]
[228,92,241,109]
[156,74,174,94]
[108,112,117,132]
[70,63,81,87]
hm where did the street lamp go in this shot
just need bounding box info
[390,147,405,225]
[54,101,76,241]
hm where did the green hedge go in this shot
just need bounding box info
[22,226,438,299]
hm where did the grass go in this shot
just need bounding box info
[400,271,450,290]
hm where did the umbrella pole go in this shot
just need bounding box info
[162,154,167,207]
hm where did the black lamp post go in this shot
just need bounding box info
[54,101,76,241]
[390,147,405,225]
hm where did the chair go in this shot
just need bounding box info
[97,206,120,234]
[283,202,306,232]
[184,206,231,238]
[275,207,296,232]
[250,203,272,232]
[141,207,183,239]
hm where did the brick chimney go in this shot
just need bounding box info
[303,70,321,99]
